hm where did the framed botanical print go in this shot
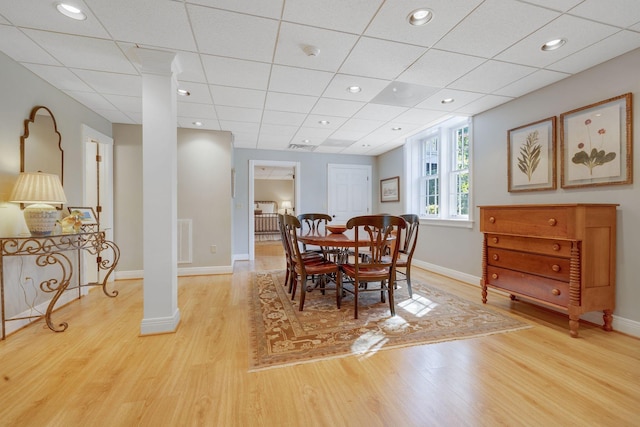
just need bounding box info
[508,117,557,192]
[560,93,633,189]
[380,176,400,202]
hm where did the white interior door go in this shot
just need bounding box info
[327,164,371,223]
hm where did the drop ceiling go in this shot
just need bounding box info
[1,0,639,156]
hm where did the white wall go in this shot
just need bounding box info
[113,124,233,275]
[379,47,640,327]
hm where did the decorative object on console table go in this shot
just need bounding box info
[507,116,556,192]
[9,172,67,236]
[560,92,632,189]
[380,176,400,202]
[479,204,617,338]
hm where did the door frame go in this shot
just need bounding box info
[248,160,300,261]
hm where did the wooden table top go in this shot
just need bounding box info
[297,227,393,248]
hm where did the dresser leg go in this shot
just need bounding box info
[603,310,613,331]
[481,280,487,304]
[569,314,580,338]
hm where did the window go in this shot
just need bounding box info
[407,116,472,223]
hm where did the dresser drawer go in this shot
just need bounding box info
[486,266,570,307]
[486,233,572,257]
[487,248,570,281]
[481,206,572,238]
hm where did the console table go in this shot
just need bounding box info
[479,204,617,338]
[0,231,120,339]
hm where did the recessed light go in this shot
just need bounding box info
[177,89,190,96]
[541,38,566,51]
[56,3,87,20]
[392,127,402,131]
[362,143,371,148]
[441,98,455,104]
[318,120,330,125]
[193,121,203,127]
[302,139,310,143]
[347,86,362,93]
[407,8,433,26]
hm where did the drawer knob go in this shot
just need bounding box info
[548,218,557,226]
[492,254,499,261]
[552,288,561,296]
[552,264,561,272]
[491,273,498,279]
[492,237,499,244]
[489,216,496,224]
[552,243,561,251]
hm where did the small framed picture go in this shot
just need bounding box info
[507,116,557,192]
[380,176,400,202]
[68,207,98,225]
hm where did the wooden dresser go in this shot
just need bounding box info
[479,204,617,337]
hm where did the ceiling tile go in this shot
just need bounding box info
[188,0,284,19]
[547,30,640,73]
[175,82,213,104]
[365,0,483,47]
[188,4,279,62]
[322,74,391,102]
[301,115,347,130]
[64,91,117,110]
[310,98,365,117]
[103,94,141,113]
[268,65,334,96]
[261,110,307,126]
[568,0,640,27]
[264,92,317,113]
[215,106,263,123]
[282,0,383,34]
[338,118,386,133]
[21,64,93,92]
[455,94,513,115]
[177,103,218,120]
[370,82,439,108]
[353,104,407,121]
[397,49,486,87]
[210,86,266,109]
[94,109,137,124]
[0,26,60,65]
[339,37,427,80]
[495,15,619,68]
[22,29,137,74]
[201,55,271,90]
[434,0,560,58]
[448,60,537,93]
[71,69,142,96]
[522,0,582,12]
[392,108,450,125]
[415,89,484,111]
[494,69,569,97]
[86,0,197,51]
[274,22,358,72]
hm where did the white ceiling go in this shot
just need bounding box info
[1,0,640,156]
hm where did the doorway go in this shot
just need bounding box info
[248,160,300,261]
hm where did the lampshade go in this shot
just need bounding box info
[281,200,292,210]
[9,172,67,236]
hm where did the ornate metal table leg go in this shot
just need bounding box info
[37,253,73,333]
[97,239,120,297]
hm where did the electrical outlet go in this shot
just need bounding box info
[210,245,217,254]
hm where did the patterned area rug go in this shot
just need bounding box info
[248,271,531,371]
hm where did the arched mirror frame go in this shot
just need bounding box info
[20,105,64,209]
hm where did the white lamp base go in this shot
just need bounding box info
[23,203,59,236]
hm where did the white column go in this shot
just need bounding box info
[131,48,181,335]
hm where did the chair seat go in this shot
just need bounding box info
[341,264,389,279]
[304,260,340,275]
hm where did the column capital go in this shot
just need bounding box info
[128,47,182,76]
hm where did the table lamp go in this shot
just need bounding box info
[9,172,67,236]
[281,200,292,214]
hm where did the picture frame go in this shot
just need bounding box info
[68,207,98,225]
[560,93,633,189]
[508,116,557,192]
[380,176,400,202]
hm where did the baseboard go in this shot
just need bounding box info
[412,259,640,338]
[234,253,249,262]
[115,265,233,281]
[3,286,89,337]
[140,308,181,336]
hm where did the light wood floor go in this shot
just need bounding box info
[1,241,638,426]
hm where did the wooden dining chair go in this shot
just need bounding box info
[278,214,322,294]
[341,215,406,319]
[393,214,419,298]
[282,214,342,311]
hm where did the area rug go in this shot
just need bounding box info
[248,271,531,371]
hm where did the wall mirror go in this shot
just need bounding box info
[20,105,64,209]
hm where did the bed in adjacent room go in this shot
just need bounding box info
[254,201,280,241]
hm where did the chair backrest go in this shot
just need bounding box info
[346,215,406,273]
[297,213,332,233]
[281,214,306,272]
[399,214,419,261]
